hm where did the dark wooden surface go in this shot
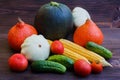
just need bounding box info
[0,0,120,80]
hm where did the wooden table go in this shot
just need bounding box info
[0,0,120,80]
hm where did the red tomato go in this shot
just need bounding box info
[8,53,28,72]
[50,40,64,54]
[91,61,103,74]
[74,59,91,77]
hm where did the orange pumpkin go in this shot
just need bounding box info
[8,18,38,51]
[73,19,104,47]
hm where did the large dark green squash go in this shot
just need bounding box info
[34,1,73,40]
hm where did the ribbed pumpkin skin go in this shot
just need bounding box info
[34,2,73,40]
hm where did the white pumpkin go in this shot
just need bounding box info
[72,7,91,27]
[21,34,50,61]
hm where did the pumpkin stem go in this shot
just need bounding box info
[50,1,59,6]
[18,17,24,23]
[17,17,25,28]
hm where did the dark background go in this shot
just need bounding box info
[0,0,119,34]
[0,0,120,80]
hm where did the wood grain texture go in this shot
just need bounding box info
[0,0,120,80]
[0,0,119,33]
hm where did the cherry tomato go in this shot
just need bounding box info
[51,40,64,54]
[74,59,91,77]
[91,61,103,74]
[8,53,28,72]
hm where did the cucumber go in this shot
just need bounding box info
[48,55,74,69]
[85,42,112,59]
[31,60,66,74]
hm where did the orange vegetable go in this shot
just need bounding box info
[8,18,38,51]
[73,19,104,47]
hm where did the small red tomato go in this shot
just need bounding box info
[50,40,64,54]
[91,61,103,74]
[8,53,28,72]
[74,59,91,77]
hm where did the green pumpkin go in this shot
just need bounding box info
[34,1,73,40]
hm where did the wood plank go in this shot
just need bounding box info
[0,0,119,27]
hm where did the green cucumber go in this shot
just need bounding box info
[85,42,112,59]
[31,60,66,74]
[48,55,74,69]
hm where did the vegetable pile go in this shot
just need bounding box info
[7,1,113,78]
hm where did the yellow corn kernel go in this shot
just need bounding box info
[64,48,90,63]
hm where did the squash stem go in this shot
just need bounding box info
[50,1,59,6]
[18,17,24,23]
[17,17,25,28]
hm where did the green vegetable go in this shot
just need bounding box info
[85,42,112,59]
[34,1,73,40]
[31,60,66,74]
[48,55,74,69]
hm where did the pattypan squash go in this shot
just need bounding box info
[21,34,50,61]
[72,7,91,27]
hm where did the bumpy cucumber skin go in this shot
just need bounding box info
[48,55,74,69]
[31,60,66,73]
[85,42,112,59]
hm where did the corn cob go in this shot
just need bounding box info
[47,40,90,64]
[60,39,112,67]
[64,48,90,63]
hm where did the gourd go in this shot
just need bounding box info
[34,1,73,40]
[72,7,91,27]
[8,18,38,51]
[21,34,50,61]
